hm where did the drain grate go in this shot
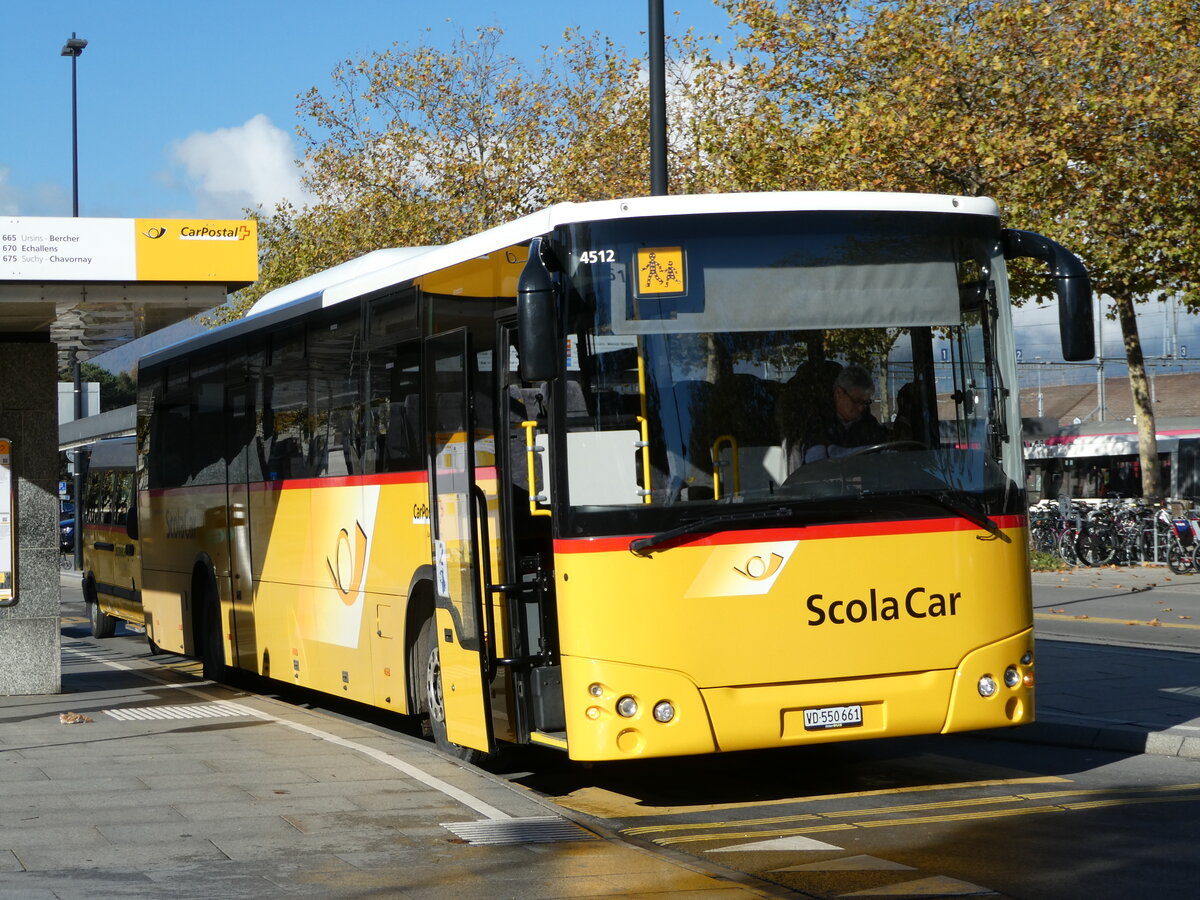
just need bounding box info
[104,702,252,722]
[442,816,597,845]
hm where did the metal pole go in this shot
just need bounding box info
[70,50,79,216]
[72,352,84,568]
[648,0,667,196]
[61,32,87,567]
[61,32,87,216]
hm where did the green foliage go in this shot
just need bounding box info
[1029,549,1066,572]
[228,4,1200,499]
[712,0,1200,500]
[58,362,136,412]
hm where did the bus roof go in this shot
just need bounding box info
[139,191,1000,370]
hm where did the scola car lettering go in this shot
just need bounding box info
[806,587,960,626]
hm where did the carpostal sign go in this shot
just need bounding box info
[1,217,257,284]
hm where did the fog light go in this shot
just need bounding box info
[652,700,675,723]
[616,695,638,718]
[1004,666,1021,688]
[1020,651,1034,666]
[586,706,601,720]
[978,675,998,698]
[588,683,603,698]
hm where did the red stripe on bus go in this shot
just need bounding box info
[248,470,429,491]
[147,467,500,496]
[553,514,1027,553]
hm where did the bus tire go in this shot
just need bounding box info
[420,617,486,765]
[85,579,117,639]
[196,569,225,680]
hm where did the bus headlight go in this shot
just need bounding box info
[616,696,638,718]
[977,675,998,698]
[1004,666,1021,689]
[652,700,675,723]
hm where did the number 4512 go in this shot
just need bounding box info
[579,249,615,264]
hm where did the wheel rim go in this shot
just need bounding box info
[425,643,445,725]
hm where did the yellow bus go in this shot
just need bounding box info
[80,436,142,639]
[135,192,1094,761]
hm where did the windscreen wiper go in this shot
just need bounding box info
[629,506,801,556]
[864,490,1006,541]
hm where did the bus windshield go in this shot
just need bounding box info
[553,209,1020,531]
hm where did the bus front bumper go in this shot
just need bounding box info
[559,630,1035,761]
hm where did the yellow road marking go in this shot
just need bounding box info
[1035,612,1200,631]
[643,783,1200,845]
[623,794,1032,836]
[554,775,1066,820]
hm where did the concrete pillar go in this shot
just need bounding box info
[0,339,61,694]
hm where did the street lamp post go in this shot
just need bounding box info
[61,32,87,568]
[60,32,87,217]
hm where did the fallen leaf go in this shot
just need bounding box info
[1073,614,1090,619]
[1149,619,1163,626]
[1181,615,1192,620]
[58,711,93,724]
[1052,608,1066,614]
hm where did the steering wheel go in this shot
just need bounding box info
[844,440,927,457]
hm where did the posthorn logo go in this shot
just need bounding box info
[142,226,169,239]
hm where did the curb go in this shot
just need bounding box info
[986,718,1200,759]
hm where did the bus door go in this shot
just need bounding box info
[225,382,257,671]
[426,329,493,752]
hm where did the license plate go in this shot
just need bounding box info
[803,704,863,731]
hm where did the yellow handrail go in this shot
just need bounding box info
[521,420,551,517]
[636,349,652,504]
[711,434,738,500]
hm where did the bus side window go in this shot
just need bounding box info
[262,325,309,482]
[308,309,361,478]
[367,341,422,473]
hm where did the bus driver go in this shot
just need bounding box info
[801,364,885,463]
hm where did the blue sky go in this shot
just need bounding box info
[2,2,735,220]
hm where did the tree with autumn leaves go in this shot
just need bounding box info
[238,2,1200,499]
[706,0,1200,500]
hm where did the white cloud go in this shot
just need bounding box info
[0,165,20,216]
[169,114,311,217]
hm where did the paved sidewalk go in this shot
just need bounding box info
[9,568,1200,898]
[1012,565,1200,759]
[0,575,785,899]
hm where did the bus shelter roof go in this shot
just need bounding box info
[0,216,257,369]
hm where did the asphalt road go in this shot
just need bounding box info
[1032,565,1200,652]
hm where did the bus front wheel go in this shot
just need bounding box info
[421,618,486,765]
[85,579,116,639]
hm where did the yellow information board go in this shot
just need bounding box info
[1,216,257,285]
[134,219,258,282]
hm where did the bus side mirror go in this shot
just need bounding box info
[1002,229,1095,361]
[517,237,559,382]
